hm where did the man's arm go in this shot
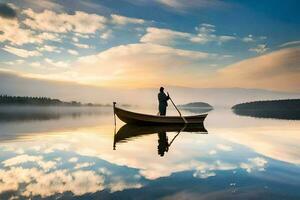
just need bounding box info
[166,92,170,100]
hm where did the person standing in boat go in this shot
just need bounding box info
[158,87,170,116]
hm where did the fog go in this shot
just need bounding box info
[1,71,300,107]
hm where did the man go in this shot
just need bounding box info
[158,87,170,116]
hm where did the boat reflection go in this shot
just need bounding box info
[114,124,208,156]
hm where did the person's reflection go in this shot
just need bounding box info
[158,131,169,156]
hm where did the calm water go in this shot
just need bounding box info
[0,106,300,199]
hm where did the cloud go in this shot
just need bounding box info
[216,144,232,151]
[0,17,61,45]
[75,43,213,87]
[193,160,237,179]
[74,43,90,49]
[279,40,300,48]
[2,154,56,171]
[71,44,300,92]
[156,0,226,10]
[140,27,191,45]
[68,157,78,163]
[216,47,300,92]
[240,157,267,173]
[0,18,38,45]
[100,29,113,39]
[75,33,90,39]
[74,162,95,169]
[44,58,69,68]
[3,59,24,65]
[2,45,41,58]
[111,14,145,25]
[249,44,268,54]
[29,62,42,67]
[20,0,64,12]
[242,34,254,42]
[0,3,17,19]
[37,45,61,53]
[68,49,79,55]
[191,23,236,44]
[140,24,235,45]
[23,9,106,33]
[72,37,79,42]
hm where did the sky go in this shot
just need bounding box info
[0,0,299,93]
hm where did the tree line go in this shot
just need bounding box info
[0,95,100,106]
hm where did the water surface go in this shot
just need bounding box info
[0,106,299,199]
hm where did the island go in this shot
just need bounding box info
[178,102,213,113]
[232,99,300,120]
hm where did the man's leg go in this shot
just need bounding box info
[160,107,166,116]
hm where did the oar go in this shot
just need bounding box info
[167,92,187,124]
[168,124,187,147]
[113,102,117,150]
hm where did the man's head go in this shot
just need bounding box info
[160,87,164,92]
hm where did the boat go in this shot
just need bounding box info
[113,102,208,125]
[113,123,208,150]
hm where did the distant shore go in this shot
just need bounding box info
[232,99,300,120]
[0,95,108,107]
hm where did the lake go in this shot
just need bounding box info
[0,106,299,199]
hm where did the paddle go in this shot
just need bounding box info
[167,92,188,124]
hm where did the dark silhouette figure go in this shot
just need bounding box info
[158,87,170,116]
[158,131,169,156]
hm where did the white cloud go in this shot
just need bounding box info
[111,14,145,25]
[2,154,41,166]
[242,34,254,42]
[279,40,300,48]
[191,23,236,44]
[216,144,233,151]
[37,32,61,42]
[249,44,268,54]
[0,166,141,198]
[209,150,217,155]
[108,179,142,192]
[140,27,190,45]
[193,160,237,179]
[74,43,90,49]
[3,59,24,65]
[193,170,216,179]
[74,162,95,169]
[74,33,90,39]
[44,58,69,68]
[23,9,106,33]
[0,18,40,45]
[68,157,78,163]
[72,37,79,42]
[2,154,56,171]
[240,157,267,173]
[156,0,226,10]
[30,62,42,67]
[23,169,105,197]
[3,45,41,58]
[37,45,61,53]
[0,17,61,45]
[141,24,235,45]
[100,30,113,40]
[68,49,79,55]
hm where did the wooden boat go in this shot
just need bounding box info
[113,103,208,125]
[114,124,207,144]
